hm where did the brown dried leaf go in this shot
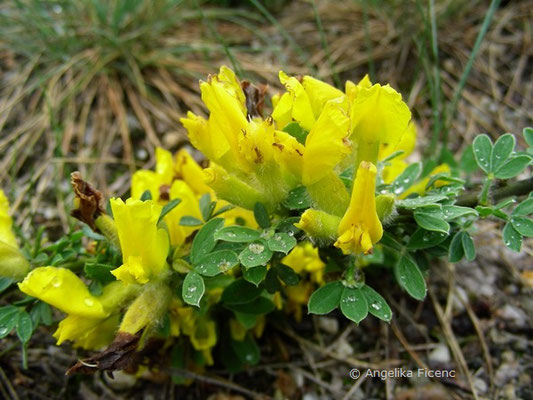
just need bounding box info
[241,81,267,119]
[66,332,140,375]
[70,171,105,230]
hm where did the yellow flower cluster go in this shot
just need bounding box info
[181,66,419,255]
[0,66,456,374]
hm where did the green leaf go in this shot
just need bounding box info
[253,202,270,229]
[283,122,308,144]
[491,133,515,172]
[199,193,216,221]
[30,302,52,327]
[227,297,275,314]
[182,271,205,307]
[339,287,368,324]
[179,216,203,226]
[396,195,447,209]
[158,198,182,223]
[442,205,478,221]
[448,232,465,262]
[503,223,522,252]
[84,263,115,284]
[511,216,533,237]
[513,198,533,216]
[190,218,224,264]
[275,217,301,236]
[407,228,447,250]
[461,232,476,261]
[263,268,282,294]
[308,281,344,315]
[211,204,236,218]
[267,232,296,254]
[494,156,531,179]
[414,208,450,234]
[283,186,311,210]
[221,279,262,305]
[0,277,14,293]
[0,306,19,339]
[275,264,300,286]
[16,311,33,343]
[140,190,152,201]
[214,226,261,243]
[195,250,239,277]
[524,127,533,148]
[361,285,392,322]
[231,334,260,365]
[473,134,493,173]
[239,241,273,268]
[391,163,422,195]
[234,312,258,329]
[394,254,427,300]
[242,265,267,286]
[459,145,479,174]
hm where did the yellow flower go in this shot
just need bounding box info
[301,75,344,117]
[190,319,217,351]
[164,181,203,247]
[335,161,383,255]
[131,147,174,201]
[272,71,315,131]
[20,274,138,349]
[349,79,411,166]
[110,198,169,284]
[282,242,326,285]
[229,319,247,341]
[54,314,120,350]
[18,267,107,317]
[302,97,351,186]
[174,149,211,195]
[380,122,417,184]
[0,190,30,280]
[285,281,314,322]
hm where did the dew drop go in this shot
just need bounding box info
[371,302,382,311]
[84,298,94,307]
[248,243,265,254]
[0,327,8,335]
[52,278,62,288]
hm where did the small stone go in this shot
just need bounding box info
[317,317,338,335]
[429,343,451,364]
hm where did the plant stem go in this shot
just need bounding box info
[456,178,533,207]
[478,175,494,206]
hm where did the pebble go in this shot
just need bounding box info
[429,343,451,364]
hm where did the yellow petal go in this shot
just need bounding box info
[111,198,169,284]
[350,83,411,147]
[190,319,217,351]
[379,121,417,161]
[54,314,119,350]
[0,190,18,248]
[164,180,203,246]
[174,149,211,195]
[335,161,383,255]
[302,97,351,185]
[131,170,162,201]
[181,111,230,162]
[272,71,316,131]
[301,75,344,117]
[18,267,107,318]
[0,242,30,280]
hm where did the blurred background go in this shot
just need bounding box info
[0,0,532,399]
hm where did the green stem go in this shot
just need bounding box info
[456,177,533,207]
[478,175,494,206]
